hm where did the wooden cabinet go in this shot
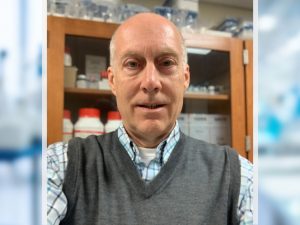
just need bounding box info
[47,16,118,145]
[47,16,252,160]
[244,40,253,162]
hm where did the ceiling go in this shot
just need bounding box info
[200,0,253,10]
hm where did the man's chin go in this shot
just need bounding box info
[137,121,172,139]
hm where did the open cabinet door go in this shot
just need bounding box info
[244,40,253,162]
[47,17,65,145]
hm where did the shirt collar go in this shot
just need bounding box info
[117,121,180,165]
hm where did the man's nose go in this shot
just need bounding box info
[140,63,162,94]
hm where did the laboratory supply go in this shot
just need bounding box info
[238,21,253,39]
[64,47,72,66]
[63,109,73,142]
[74,108,104,138]
[99,71,110,90]
[64,66,78,88]
[105,111,122,133]
[208,85,216,95]
[76,74,88,88]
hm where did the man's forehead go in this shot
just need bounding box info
[117,43,181,59]
[114,15,181,45]
[115,29,181,54]
[115,13,178,36]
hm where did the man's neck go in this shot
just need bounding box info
[123,123,176,148]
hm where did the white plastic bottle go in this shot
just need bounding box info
[64,47,72,66]
[63,109,73,142]
[99,71,110,90]
[74,108,104,138]
[105,111,122,133]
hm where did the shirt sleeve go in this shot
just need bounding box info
[237,155,254,225]
[47,142,69,225]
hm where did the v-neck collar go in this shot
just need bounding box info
[110,131,186,198]
[117,122,180,166]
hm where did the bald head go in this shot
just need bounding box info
[109,13,187,66]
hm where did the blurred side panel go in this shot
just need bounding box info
[0,0,42,224]
[258,0,300,224]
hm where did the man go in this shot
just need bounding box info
[48,13,253,225]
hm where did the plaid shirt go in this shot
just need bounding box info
[47,122,253,225]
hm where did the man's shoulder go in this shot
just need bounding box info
[181,133,240,167]
[47,132,118,158]
[66,131,118,153]
[47,141,68,160]
[67,131,115,144]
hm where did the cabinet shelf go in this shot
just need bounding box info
[64,87,229,100]
[65,87,112,96]
[184,92,229,100]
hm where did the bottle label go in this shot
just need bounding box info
[63,134,73,143]
[74,130,104,134]
[74,130,104,138]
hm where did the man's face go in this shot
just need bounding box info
[108,16,190,147]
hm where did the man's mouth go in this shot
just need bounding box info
[137,104,166,109]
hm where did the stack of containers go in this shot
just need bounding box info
[105,111,122,133]
[74,108,104,138]
[177,113,231,146]
[189,114,210,142]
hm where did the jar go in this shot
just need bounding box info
[98,71,110,90]
[105,111,122,133]
[208,85,216,95]
[74,108,104,138]
[76,74,88,88]
[63,109,73,142]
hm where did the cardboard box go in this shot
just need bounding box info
[64,66,78,88]
[85,55,107,82]
[208,114,231,145]
[177,113,189,135]
[172,0,198,12]
[189,114,210,142]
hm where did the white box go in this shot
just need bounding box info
[64,66,78,88]
[208,114,231,145]
[188,114,210,142]
[173,0,198,12]
[85,55,107,82]
[177,113,189,135]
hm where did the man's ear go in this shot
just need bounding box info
[107,66,117,96]
[183,64,190,91]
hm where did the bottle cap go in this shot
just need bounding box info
[64,109,71,119]
[108,111,121,120]
[65,47,71,53]
[100,71,108,79]
[77,74,87,80]
[79,108,100,118]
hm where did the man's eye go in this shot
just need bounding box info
[125,60,140,69]
[159,59,176,67]
[162,60,172,66]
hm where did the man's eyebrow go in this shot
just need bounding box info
[120,51,142,61]
[158,47,180,57]
[120,49,180,60]
[156,51,179,59]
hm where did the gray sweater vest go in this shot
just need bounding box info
[61,131,240,225]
